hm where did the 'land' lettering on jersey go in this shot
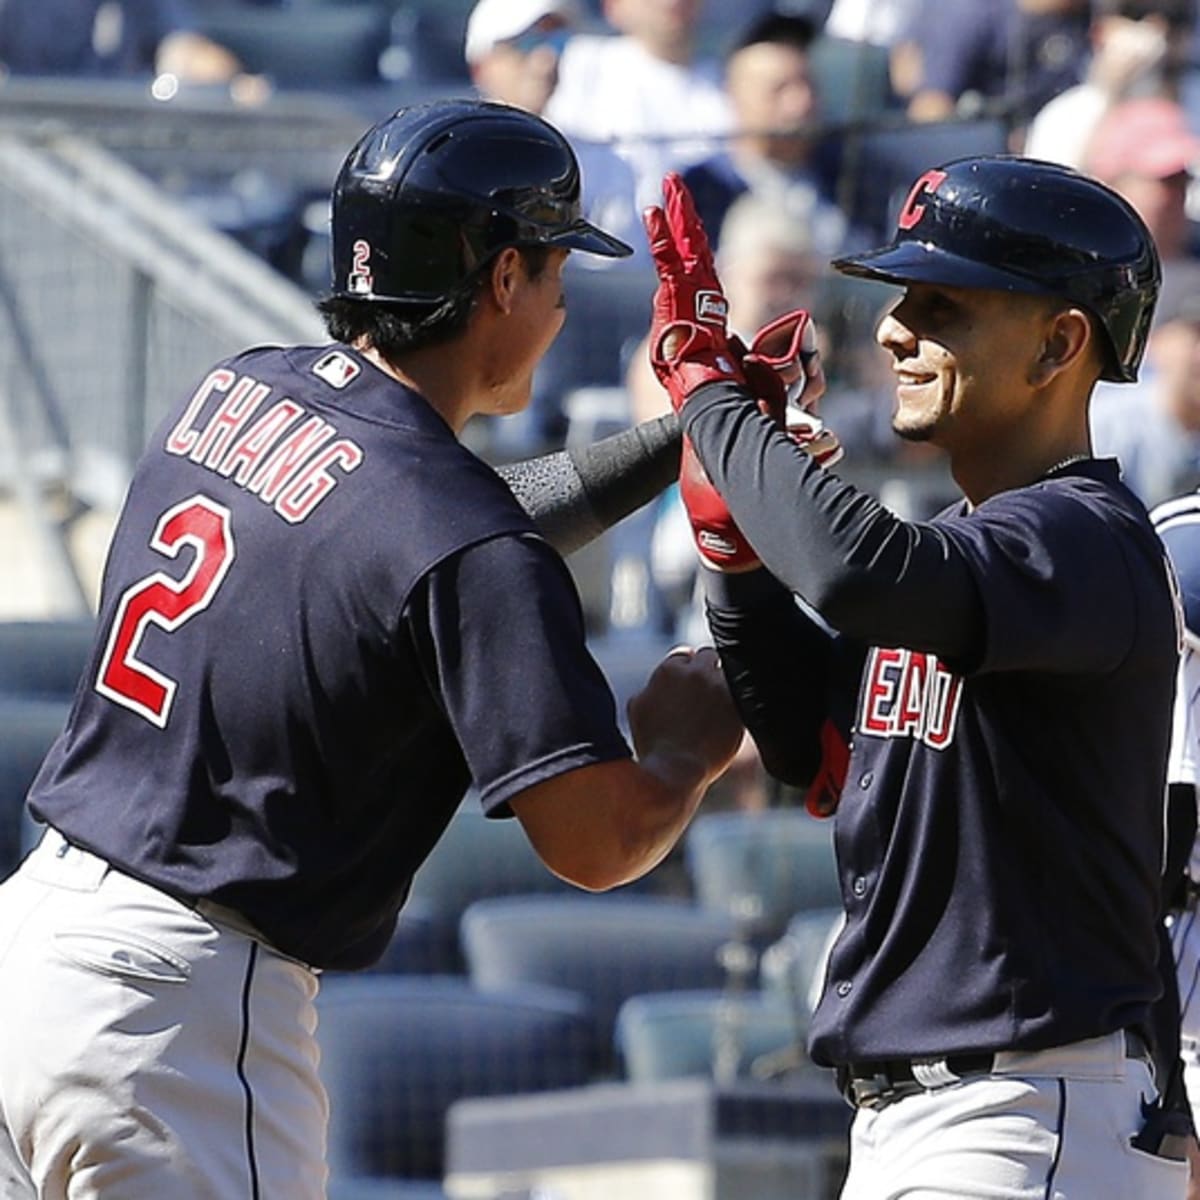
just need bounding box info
[165,366,364,524]
[859,646,963,750]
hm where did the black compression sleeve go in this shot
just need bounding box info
[497,414,681,557]
[682,381,981,659]
[702,567,835,785]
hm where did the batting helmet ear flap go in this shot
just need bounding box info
[834,156,1162,383]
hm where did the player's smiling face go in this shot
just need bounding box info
[875,282,1048,450]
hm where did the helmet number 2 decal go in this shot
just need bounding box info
[348,239,373,294]
[95,495,235,728]
[897,169,947,231]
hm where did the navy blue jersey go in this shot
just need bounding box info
[29,344,631,969]
[686,383,1180,1063]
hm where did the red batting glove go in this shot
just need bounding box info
[743,309,821,407]
[741,309,844,468]
[643,174,745,410]
[679,435,761,571]
[804,717,851,818]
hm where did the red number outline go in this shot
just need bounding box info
[96,494,235,728]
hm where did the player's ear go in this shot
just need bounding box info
[1029,306,1093,386]
[485,247,524,316]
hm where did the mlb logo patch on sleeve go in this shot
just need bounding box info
[313,351,362,389]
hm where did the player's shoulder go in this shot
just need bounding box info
[1153,492,1200,584]
[1151,492,1200,556]
[1152,493,1200,635]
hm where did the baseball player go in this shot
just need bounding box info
[0,100,747,1199]
[643,162,1186,1196]
[1150,490,1200,1192]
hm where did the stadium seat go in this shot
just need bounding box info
[759,905,844,1016]
[683,809,842,943]
[501,262,657,456]
[460,894,738,1075]
[808,35,897,126]
[191,5,394,89]
[0,618,93,700]
[0,696,70,879]
[316,974,594,1192]
[614,987,804,1084]
[372,801,572,975]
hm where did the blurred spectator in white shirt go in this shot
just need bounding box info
[544,0,733,209]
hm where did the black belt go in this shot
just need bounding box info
[838,1030,1150,1111]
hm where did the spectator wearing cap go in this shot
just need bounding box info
[679,10,857,258]
[543,0,733,210]
[463,0,648,459]
[1025,0,1196,170]
[1084,94,1200,266]
[1091,261,1200,507]
[465,0,578,115]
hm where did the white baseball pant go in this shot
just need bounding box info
[0,828,328,1199]
[840,1031,1188,1199]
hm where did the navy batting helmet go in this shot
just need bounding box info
[329,99,632,306]
[832,156,1162,382]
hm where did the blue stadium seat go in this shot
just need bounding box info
[460,894,738,1075]
[0,618,93,700]
[371,801,573,976]
[683,809,842,943]
[614,987,803,1084]
[521,262,657,453]
[759,905,844,1016]
[809,34,897,126]
[316,975,594,1193]
[0,696,70,879]
[191,4,394,89]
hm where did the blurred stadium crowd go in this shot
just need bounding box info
[6,0,1200,641]
[4,3,1200,1194]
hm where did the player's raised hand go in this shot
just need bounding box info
[643,173,746,411]
[742,308,824,409]
[627,645,744,790]
[741,309,843,469]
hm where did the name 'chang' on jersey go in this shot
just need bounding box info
[808,468,1179,1065]
[27,344,629,970]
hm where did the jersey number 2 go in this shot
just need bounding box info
[96,495,235,728]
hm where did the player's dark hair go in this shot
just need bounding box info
[318,244,554,359]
